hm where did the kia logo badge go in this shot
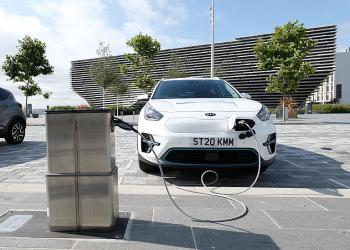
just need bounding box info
[205,113,216,117]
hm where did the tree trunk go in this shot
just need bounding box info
[282,94,286,122]
[102,88,105,109]
[25,80,29,117]
[116,95,119,117]
[25,95,28,117]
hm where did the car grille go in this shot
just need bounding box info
[163,148,258,165]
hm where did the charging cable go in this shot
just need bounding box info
[113,118,261,222]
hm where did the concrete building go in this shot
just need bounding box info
[71,25,336,108]
[310,49,350,104]
[336,49,350,104]
[309,73,335,103]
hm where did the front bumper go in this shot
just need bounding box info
[138,116,276,168]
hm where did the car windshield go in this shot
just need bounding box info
[152,79,241,99]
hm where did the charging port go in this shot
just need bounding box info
[141,133,154,153]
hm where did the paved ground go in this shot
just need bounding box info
[0,113,349,249]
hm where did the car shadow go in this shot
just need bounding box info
[0,141,46,168]
[125,219,280,249]
[153,144,349,195]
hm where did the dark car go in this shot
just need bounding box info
[0,87,26,144]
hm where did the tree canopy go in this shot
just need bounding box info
[90,41,127,109]
[122,33,160,92]
[254,20,316,95]
[2,35,54,115]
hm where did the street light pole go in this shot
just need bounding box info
[210,0,215,78]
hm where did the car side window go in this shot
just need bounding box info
[0,89,9,101]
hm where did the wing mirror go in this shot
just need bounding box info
[137,94,149,101]
[241,93,251,99]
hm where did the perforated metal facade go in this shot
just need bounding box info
[71,25,336,108]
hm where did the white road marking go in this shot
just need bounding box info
[190,226,198,250]
[151,207,155,224]
[262,210,281,229]
[71,240,79,249]
[304,197,329,211]
[328,179,350,189]
[126,159,133,169]
[284,159,304,169]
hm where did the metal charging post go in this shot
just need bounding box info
[45,110,118,232]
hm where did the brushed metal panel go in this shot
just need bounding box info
[46,113,76,174]
[46,176,77,231]
[76,112,114,173]
[77,170,118,230]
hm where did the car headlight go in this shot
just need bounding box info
[144,103,163,121]
[257,105,270,121]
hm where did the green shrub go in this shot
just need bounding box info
[48,105,93,111]
[49,105,77,111]
[312,104,350,113]
[106,104,134,115]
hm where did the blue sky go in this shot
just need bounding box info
[0,0,349,108]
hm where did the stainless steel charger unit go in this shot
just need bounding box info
[45,110,118,232]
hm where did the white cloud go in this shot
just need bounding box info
[117,0,194,49]
[0,0,194,108]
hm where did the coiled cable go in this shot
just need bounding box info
[114,118,261,222]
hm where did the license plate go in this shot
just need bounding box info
[193,137,234,147]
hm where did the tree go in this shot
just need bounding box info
[166,53,188,79]
[2,35,54,116]
[254,20,316,121]
[109,77,128,115]
[90,41,127,112]
[121,33,160,93]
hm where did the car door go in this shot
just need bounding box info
[0,89,10,131]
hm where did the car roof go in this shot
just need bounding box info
[0,87,11,93]
[162,77,221,81]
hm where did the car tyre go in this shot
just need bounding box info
[138,159,158,173]
[5,120,25,145]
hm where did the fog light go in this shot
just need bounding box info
[263,133,276,154]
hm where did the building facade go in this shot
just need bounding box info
[309,73,335,103]
[309,49,350,104]
[71,25,336,108]
[336,49,350,104]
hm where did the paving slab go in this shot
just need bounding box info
[236,196,326,211]
[265,210,350,230]
[119,194,232,209]
[192,227,280,250]
[127,223,195,249]
[0,237,75,249]
[152,206,278,229]
[119,206,153,225]
[193,227,350,250]
[308,197,350,211]
[73,240,185,250]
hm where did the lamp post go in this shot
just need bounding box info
[210,0,215,78]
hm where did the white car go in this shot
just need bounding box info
[137,78,276,173]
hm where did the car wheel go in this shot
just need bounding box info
[5,120,25,145]
[138,159,158,173]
